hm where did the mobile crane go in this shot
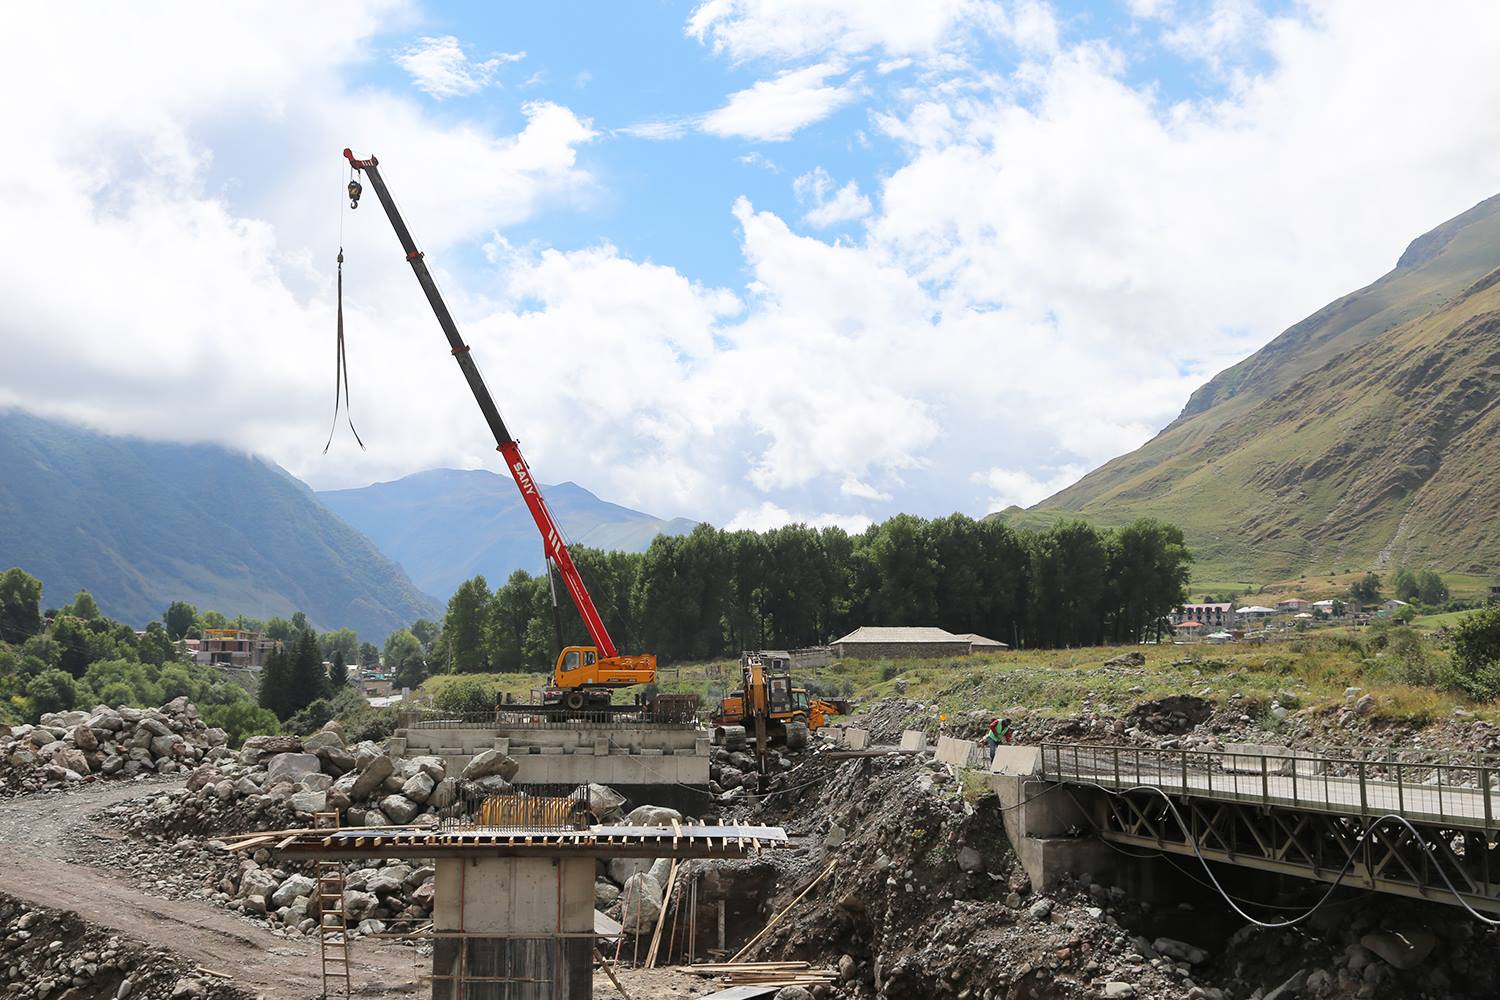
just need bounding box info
[342,149,655,712]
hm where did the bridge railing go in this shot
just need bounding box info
[1038,742,1499,830]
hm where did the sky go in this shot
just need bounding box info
[4,1,1500,533]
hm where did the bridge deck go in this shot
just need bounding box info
[1039,743,1499,830]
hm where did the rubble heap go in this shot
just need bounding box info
[0,892,252,1000]
[0,697,224,796]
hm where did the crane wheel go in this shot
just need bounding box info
[784,721,810,750]
[564,690,588,712]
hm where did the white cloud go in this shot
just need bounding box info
[1126,0,1174,19]
[841,477,893,502]
[794,167,872,227]
[973,465,1088,511]
[726,502,874,533]
[739,151,780,171]
[702,62,862,141]
[1162,0,1268,71]
[395,35,524,99]
[687,0,987,63]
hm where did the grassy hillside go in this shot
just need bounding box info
[0,409,438,637]
[318,468,695,600]
[1023,194,1500,590]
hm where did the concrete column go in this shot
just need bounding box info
[432,856,594,999]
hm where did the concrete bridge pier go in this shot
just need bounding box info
[983,746,1117,893]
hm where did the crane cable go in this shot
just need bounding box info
[324,160,365,453]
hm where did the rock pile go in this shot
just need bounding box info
[0,892,251,1000]
[0,697,224,797]
[119,721,521,839]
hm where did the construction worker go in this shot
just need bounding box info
[984,717,1013,762]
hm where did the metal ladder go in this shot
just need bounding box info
[313,811,352,997]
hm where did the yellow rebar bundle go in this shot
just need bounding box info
[476,794,591,830]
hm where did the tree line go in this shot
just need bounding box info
[414,513,1193,681]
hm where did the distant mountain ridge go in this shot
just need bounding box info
[317,468,695,599]
[1017,193,1500,586]
[0,409,439,638]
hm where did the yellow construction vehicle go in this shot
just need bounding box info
[710,651,847,753]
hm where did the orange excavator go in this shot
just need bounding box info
[710,651,848,758]
[343,149,655,712]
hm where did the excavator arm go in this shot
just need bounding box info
[344,149,654,700]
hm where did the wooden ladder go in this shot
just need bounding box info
[313,811,351,998]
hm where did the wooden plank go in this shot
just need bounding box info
[728,862,836,963]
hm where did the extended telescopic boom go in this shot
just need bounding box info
[342,148,618,659]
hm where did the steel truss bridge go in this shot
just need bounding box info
[1038,742,1500,916]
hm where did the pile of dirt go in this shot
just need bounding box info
[726,752,1196,999]
[0,891,253,1000]
[0,698,225,796]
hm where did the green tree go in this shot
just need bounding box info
[328,650,349,689]
[411,618,440,652]
[319,627,359,665]
[1107,519,1193,644]
[1416,569,1449,606]
[358,641,381,669]
[488,571,543,672]
[257,644,293,719]
[432,676,502,715]
[1448,603,1500,700]
[0,568,44,645]
[384,629,426,689]
[1393,567,1418,603]
[1349,572,1382,605]
[138,621,177,666]
[287,630,328,715]
[65,590,101,621]
[291,611,310,633]
[27,669,79,718]
[264,617,296,642]
[443,576,492,673]
[163,601,198,641]
[200,610,228,630]
[51,616,93,679]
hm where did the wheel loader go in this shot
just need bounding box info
[709,651,848,754]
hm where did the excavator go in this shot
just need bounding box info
[342,149,655,713]
[710,651,849,758]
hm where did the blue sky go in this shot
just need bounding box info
[4,1,1500,531]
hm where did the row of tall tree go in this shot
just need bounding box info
[427,514,1193,678]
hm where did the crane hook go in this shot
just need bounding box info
[347,177,363,210]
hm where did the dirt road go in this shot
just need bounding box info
[0,780,425,999]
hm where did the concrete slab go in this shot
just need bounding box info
[899,730,928,753]
[843,728,870,750]
[990,745,1041,776]
[935,735,977,767]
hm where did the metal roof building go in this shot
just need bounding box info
[831,626,1007,659]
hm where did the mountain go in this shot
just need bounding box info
[1020,193,1500,588]
[317,468,696,600]
[0,409,439,637]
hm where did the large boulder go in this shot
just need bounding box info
[70,724,99,751]
[317,745,357,776]
[623,805,683,827]
[401,771,435,804]
[428,777,460,810]
[289,790,328,815]
[239,869,279,901]
[149,734,184,759]
[270,874,316,909]
[350,755,395,800]
[267,752,322,787]
[410,756,447,782]
[573,783,627,821]
[343,890,378,921]
[461,749,519,783]
[367,867,411,897]
[380,794,420,824]
[303,730,344,753]
[595,880,621,909]
[617,874,663,934]
[54,748,92,776]
[608,858,654,885]
[1361,930,1437,970]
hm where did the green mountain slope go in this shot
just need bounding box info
[1022,194,1500,586]
[0,410,438,636]
[317,469,695,599]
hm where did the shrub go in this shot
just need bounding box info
[432,676,501,716]
[200,701,281,747]
[25,669,78,718]
[1450,604,1500,700]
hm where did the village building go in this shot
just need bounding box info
[1311,599,1342,616]
[1276,598,1311,612]
[831,626,1008,659]
[193,628,278,668]
[1172,602,1234,628]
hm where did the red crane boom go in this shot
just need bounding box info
[343,148,654,704]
